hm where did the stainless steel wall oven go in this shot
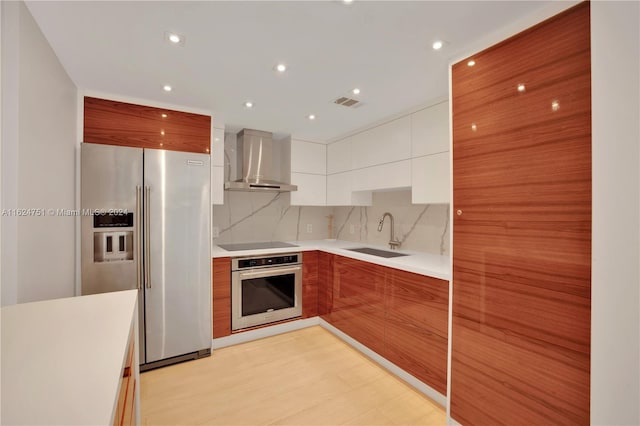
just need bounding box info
[231,253,303,330]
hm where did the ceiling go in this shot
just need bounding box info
[25,1,554,142]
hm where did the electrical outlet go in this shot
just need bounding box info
[306,224,313,233]
[349,224,355,234]
[212,226,219,238]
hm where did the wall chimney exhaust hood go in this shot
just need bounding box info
[224,129,297,192]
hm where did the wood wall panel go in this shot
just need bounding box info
[84,97,211,154]
[385,271,449,394]
[451,3,591,424]
[212,257,231,338]
[302,251,319,318]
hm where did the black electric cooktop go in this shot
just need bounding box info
[218,241,299,252]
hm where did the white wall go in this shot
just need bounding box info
[1,1,77,304]
[591,2,640,424]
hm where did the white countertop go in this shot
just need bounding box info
[1,290,138,426]
[212,239,450,281]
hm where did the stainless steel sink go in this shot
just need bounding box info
[346,247,409,258]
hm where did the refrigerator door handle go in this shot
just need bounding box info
[136,186,142,290]
[144,185,151,289]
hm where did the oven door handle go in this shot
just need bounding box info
[238,266,301,279]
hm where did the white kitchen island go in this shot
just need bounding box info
[1,290,139,425]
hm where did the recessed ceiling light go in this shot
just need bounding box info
[352,88,360,95]
[275,63,287,73]
[244,101,254,108]
[164,31,185,46]
[308,114,316,120]
[432,40,444,50]
[467,60,476,67]
[163,85,172,92]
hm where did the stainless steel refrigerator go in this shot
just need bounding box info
[81,143,211,371]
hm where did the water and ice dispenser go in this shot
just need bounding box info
[92,213,134,262]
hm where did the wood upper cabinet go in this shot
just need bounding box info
[84,97,211,154]
[451,3,591,425]
[212,257,231,338]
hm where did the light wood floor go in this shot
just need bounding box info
[141,326,446,425]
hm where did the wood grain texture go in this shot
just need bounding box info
[327,255,386,356]
[450,3,591,425]
[385,270,449,394]
[302,251,319,318]
[318,251,334,317]
[319,253,450,393]
[212,257,231,338]
[84,97,211,154]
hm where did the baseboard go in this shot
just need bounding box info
[318,318,447,408]
[211,317,320,349]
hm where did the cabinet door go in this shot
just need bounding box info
[302,251,319,318]
[291,140,326,175]
[451,3,591,425]
[325,255,386,356]
[351,160,411,192]
[385,270,448,394]
[326,172,371,206]
[327,138,351,174]
[318,252,334,317]
[290,173,326,206]
[351,116,411,169]
[411,101,449,157]
[212,257,231,338]
[411,153,450,204]
[84,97,211,154]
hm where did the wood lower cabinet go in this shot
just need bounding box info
[84,97,211,154]
[114,324,137,426]
[212,257,231,338]
[302,251,319,318]
[451,3,591,424]
[385,270,449,394]
[320,253,449,393]
[327,255,386,356]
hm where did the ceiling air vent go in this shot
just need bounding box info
[333,96,361,108]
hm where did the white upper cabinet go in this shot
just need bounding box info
[211,126,225,205]
[411,153,450,204]
[351,160,412,192]
[327,138,351,174]
[290,139,327,206]
[351,116,411,169]
[326,172,371,206]
[411,101,449,157]
[291,139,326,174]
[211,127,225,166]
[291,173,326,206]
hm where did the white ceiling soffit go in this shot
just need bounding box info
[25,1,554,142]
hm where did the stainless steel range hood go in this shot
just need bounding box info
[224,129,297,192]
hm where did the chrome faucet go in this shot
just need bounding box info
[377,212,401,250]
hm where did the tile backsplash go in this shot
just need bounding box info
[212,190,450,256]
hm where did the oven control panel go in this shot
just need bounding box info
[233,253,302,270]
